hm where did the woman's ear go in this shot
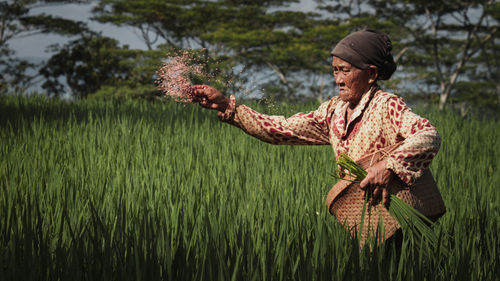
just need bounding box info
[368,65,379,84]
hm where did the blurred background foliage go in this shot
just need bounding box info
[0,0,499,113]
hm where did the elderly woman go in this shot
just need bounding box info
[191,29,445,243]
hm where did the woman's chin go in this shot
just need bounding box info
[339,91,363,105]
[338,92,351,103]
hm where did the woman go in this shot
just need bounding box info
[190,29,445,242]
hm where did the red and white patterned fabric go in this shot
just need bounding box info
[218,85,441,186]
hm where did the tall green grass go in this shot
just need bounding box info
[0,95,499,280]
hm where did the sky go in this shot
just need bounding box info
[11,0,319,62]
[11,2,146,61]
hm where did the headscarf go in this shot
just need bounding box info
[331,29,397,80]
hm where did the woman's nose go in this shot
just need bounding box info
[334,73,344,84]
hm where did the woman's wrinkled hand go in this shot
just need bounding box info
[359,159,395,207]
[191,85,229,112]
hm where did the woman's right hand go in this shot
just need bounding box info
[191,85,229,112]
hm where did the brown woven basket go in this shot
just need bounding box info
[325,143,446,244]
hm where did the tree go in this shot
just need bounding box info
[0,0,89,93]
[363,0,499,110]
[92,0,351,101]
[40,33,165,99]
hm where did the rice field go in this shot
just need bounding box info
[0,95,499,280]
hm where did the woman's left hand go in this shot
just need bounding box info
[359,159,395,207]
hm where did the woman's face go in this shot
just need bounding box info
[332,56,376,106]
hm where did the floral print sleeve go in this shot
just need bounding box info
[384,96,441,185]
[218,95,332,145]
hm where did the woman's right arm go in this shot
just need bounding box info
[192,85,333,145]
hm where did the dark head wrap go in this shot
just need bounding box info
[331,29,397,80]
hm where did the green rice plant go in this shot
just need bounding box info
[0,95,499,281]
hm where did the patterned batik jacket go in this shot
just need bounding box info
[218,85,441,186]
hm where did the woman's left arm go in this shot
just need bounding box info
[384,96,441,185]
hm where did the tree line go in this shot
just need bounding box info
[1,0,499,111]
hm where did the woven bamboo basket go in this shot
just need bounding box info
[325,143,446,244]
